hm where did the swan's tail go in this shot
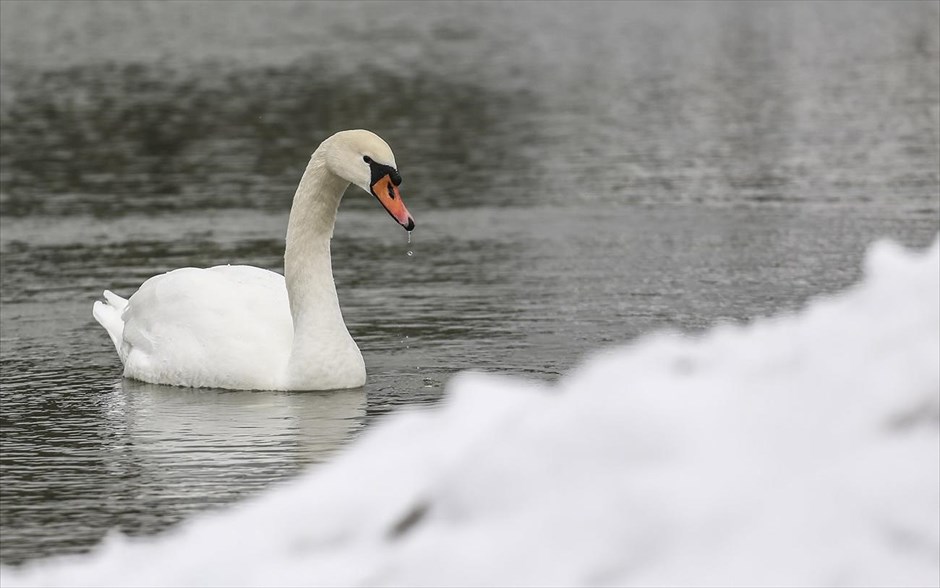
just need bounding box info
[93,290,128,364]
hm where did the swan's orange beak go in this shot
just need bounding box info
[371,174,415,231]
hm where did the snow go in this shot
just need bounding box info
[3,236,938,587]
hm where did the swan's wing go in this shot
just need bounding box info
[120,265,294,389]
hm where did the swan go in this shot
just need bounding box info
[92,129,415,391]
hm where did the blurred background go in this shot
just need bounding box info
[1,0,938,567]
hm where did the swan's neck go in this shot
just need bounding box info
[282,154,363,388]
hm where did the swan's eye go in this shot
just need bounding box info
[363,155,372,164]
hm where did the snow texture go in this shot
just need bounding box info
[3,236,939,587]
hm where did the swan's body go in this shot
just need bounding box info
[93,130,415,391]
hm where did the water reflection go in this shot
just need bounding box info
[0,378,365,564]
[111,380,365,474]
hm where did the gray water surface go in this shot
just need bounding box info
[1,0,938,566]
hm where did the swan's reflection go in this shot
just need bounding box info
[99,380,366,527]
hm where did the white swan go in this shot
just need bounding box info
[92,129,415,391]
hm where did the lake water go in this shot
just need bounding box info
[1,0,938,566]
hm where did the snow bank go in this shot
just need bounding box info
[3,236,938,587]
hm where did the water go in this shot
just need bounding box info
[1,0,938,566]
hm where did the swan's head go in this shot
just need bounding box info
[320,129,415,231]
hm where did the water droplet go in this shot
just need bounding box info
[407,230,412,245]
[406,250,414,257]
